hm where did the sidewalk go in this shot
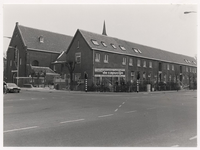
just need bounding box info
[21,87,194,94]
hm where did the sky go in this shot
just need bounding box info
[1,1,198,59]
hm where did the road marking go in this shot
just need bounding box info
[115,109,118,112]
[125,110,137,113]
[19,99,25,101]
[98,114,114,118]
[122,102,125,104]
[171,145,179,147]
[4,126,38,133]
[189,136,197,140]
[31,98,37,100]
[60,119,85,124]
[119,105,122,108]
[147,107,156,110]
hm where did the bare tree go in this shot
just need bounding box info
[65,61,76,90]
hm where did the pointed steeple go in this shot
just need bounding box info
[102,20,107,36]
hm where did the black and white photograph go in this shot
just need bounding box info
[1,0,198,149]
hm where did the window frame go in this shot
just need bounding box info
[149,61,152,68]
[172,64,174,71]
[119,45,126,51]
[75,52,81,64]
[167,64,170,70]
[122,57,126,65]
[104,54,109,63]
[111,44,117,49]
[91,39,99,46]
[137,59,141,67]
[129,58,133,66]
[143,60,146,67]
[101,41,107,47]
[95,53,101,62]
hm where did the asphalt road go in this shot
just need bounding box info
[3,90,197,147]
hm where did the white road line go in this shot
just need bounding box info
[115,109,118,112]
[4,126,38,133]
[98,114,114,118]
[60,119,85,124]
[119,105,122,108]
[125,110,137,113]
[122,102,125,104]
[147,107,156,110]
[189,136,197,140]
[19,99,25,101]
[171,145,179,147]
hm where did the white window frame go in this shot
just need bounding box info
[122,57,126,65]
[149,61,152,68]
[129,58,133,66]
[172,65,174,71]
[167,64,170,70]
[75,52,81,64]
[95,53,100,62]
[137,59,141,67]
[119,45,126,51]
[143,61,146,67]
[104,54,108,63]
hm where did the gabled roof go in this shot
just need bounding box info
[18,25,73,53]
[79,29,197,67]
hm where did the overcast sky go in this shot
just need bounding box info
[2,2,198,58]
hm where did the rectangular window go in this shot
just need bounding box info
[167,64,170,70]
[95,53,100,62]
[131,71,135,82]
[104,54,108,63]
[149,61,152,68]
[122,57,126,65]
[129,58,133,66]
[75,52,81,64]
[137,59,141,67]
[172,65,174,71]
[186,67,188,72]
[143,61,146,67]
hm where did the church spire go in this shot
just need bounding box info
[102,20,107,36]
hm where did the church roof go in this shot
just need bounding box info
[18,25,73,53]
[78,29,197,67]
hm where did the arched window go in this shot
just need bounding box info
[32,60,39,66]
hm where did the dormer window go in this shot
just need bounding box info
[138,49,142,53]
[101,41,107,47]
[39,36,44,43]
[91,39,99,46]
[111,44,117,49]
[133,48,138,53]
[119,45,126,51]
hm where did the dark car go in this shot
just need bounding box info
[6,83,21,93]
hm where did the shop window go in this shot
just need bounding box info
[129,58,133,66]
[143,61,146,67]
[95,53,100,62]
[122,57,126,65]
[75,52,81,64]
[104,54,108,63]
[137,59,141,67]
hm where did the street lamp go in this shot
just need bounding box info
[8,46,19,86]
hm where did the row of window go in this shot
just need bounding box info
[184,59,196,65]
[75,52,197,73]
[91,39,142,54]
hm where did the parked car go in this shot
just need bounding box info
[6,83,21,93]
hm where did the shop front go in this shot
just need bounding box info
[94,68,126,91]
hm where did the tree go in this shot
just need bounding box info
[65,61,76,90]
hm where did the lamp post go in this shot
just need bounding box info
[8,46,19,86]
[184,11,197,14]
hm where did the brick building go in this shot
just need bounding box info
[6,22,72,86]
[64,25,197,91]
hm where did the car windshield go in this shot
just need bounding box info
[7,83,18,87]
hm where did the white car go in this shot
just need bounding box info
[6,83,21,93]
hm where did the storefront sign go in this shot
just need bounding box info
[95,68,125,77]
